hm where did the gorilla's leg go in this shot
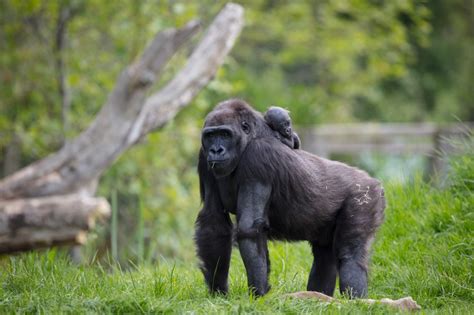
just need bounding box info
[333,185,385,298]
[338,254,368,298]
[195,210,233,294]
[334,227,371,298]
[307,244,337,296]
[334,209,380,298]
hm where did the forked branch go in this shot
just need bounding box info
[0,3,244,253]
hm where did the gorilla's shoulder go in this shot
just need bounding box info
[236,137,321,182]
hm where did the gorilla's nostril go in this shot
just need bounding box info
[210,145,225,156]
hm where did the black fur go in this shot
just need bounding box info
[264,106,301,149]
[195,99,385,298]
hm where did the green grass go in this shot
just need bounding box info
[1,177,472,314]
[1,143,473,314]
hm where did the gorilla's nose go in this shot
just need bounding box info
[209,145,226,158]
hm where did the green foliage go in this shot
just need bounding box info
[231,0,433,123]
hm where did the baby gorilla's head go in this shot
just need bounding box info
[264,106,292,138]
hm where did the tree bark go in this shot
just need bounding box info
[0,3,244,253]
[0,194,109,253]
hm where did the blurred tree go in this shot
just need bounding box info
[0,0,242,260]
[0,0,472,262]
[226,0,433,123]
[412,0,474,121]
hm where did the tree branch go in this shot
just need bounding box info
[0,3,244,253]
[0,4,243,200]
[127,3,244,144]
[285,291,421,311]
[0,20,201,199]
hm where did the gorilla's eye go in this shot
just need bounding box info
[241,121,250,134]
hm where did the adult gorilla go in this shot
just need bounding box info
[195,99,385,298]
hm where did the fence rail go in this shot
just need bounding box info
[297,122,473,178]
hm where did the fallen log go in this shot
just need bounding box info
[0,194,110,253]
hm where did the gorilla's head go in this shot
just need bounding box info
[264,106,292,138]
[201,99,261,178]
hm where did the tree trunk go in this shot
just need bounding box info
[0,3,244,254]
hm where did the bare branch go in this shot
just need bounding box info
[0,2,244,253]
[0,4,244,200]
[285,291,421,311]
[127,3,244,144]
[0,19,201,199]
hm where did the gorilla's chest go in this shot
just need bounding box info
[216,177,238,214]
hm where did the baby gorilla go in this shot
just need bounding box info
[264,106,300,149]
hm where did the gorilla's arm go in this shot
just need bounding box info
[195,153,233,294]
[236,180,272,296]
[293,132,300,149]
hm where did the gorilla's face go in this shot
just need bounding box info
[201,109,252,178]
[277,119,292,138]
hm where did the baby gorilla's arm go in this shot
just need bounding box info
[292,132,300,149]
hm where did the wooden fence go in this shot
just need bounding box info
[297,122,473,179]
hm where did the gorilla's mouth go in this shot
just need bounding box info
[208,159,228,169]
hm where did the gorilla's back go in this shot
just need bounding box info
[238,137,381,242]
